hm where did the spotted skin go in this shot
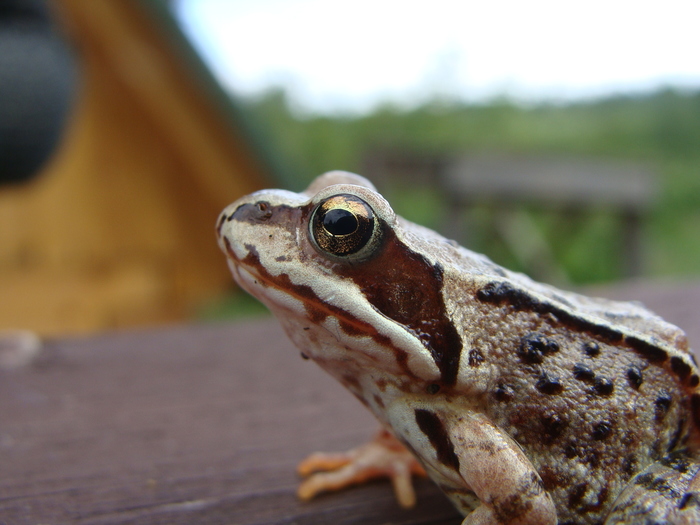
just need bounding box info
[217,171,700,524]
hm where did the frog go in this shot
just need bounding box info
[216,171,700,524]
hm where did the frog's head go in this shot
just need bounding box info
[217,171,463,387]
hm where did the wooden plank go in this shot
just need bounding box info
[2,282,699,523]
[0,320,459,524]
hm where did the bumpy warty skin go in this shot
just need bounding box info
[217,171,700,524]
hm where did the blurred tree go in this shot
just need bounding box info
[240,88,700,283]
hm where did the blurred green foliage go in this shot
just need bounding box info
[238,88,700,286]
[199,292,271,320]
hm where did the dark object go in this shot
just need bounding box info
[0,0,77,183]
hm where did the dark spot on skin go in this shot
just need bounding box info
[468,349,484,367]
[592,421,613,441]
[593,377,614,396]
[494,382,515,402]
[564,442,579,459]
[679,492,700,510]
[427,383,440,395]
[671,356,692,381]
[476,282,538,309]
[655,391,672,420]
[540,414,567,443]
[583,342,600,357]
[660,450,691,473]
[414,409,460,471]
[518,333,559,364]
[536,372,564,395]
[492,473,543,523]
[633,473,654,489]
[627,366,643,389]
[275,255,289,262]
[621,455,636,479]
[538,465,564,490]
[634,473,682,499]
[572,363,595,382]
[691,375,700,387]
[568,482,588,507]
[303,326,310,331]
[373,394,385,409]
[300,352,310,360]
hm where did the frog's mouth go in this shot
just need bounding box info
[226,240,430,383]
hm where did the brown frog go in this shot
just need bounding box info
[217,171,700,524]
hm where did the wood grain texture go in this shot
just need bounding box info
[2,282,699,524]
[0,320,459,524]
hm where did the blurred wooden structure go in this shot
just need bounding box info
[0,0,285,335]
[364,150,656,283]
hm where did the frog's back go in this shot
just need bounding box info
[437,249,700,523]
[394,210,700,522]
[478,322,697,523]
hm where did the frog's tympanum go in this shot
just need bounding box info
[217,171,700,524]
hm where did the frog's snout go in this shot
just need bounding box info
[218,194,279,234]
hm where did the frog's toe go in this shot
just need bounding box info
[297,451,352,477]
[296,428,425,508]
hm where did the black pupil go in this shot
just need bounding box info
[323,208,358,236]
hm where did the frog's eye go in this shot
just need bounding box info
[310,194,380,259]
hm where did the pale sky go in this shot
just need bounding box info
[174,0,700,114]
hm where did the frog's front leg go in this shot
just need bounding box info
[445,411,557,525]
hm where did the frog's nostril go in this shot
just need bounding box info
[228,201,274,224]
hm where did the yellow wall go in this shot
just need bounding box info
[0,0,271,335]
